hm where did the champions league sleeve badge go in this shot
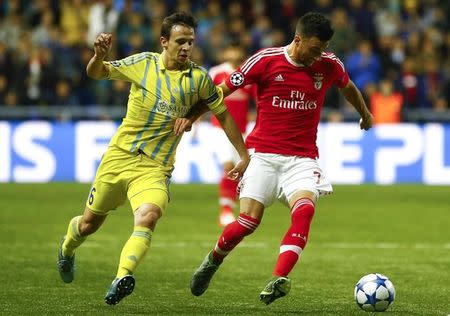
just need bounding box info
[230,72,245,87]
[109,60,122,67]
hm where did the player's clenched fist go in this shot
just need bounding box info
[359,113,373,131]
[93,33,112,60]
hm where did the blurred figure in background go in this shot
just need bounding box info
[0,41,13,104]
[399,56,419,109]
[370,78,403,124]
[209,43,255,227]
[86,0,119,45]
[345,39,381,95]
[328,7,357,58]
[52,78,79,106]
[0,0,448,121]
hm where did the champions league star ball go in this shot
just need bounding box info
[354,273,395,312]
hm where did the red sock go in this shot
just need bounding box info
[220,204,233,214]
[219,176,238,202]
[212,213,260,264]
[273,198,315,276]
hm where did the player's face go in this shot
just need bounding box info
[161,24,195,67]
[296,35,329,66]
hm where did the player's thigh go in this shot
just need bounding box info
[128,169,170,214]
[86,147,129,215]
[239,153,279,207]
[279,157,333,205]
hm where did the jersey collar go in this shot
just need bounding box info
[158,53,192,75]
[283,45,306,67]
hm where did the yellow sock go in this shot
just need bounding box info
[62,216,86,257]
[116,226,152,278]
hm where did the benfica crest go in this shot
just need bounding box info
[313,73,324,90]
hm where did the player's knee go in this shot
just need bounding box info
[135,205,162,229]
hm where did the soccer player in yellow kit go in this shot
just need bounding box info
[57,12,249,305]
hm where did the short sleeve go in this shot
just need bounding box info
[329,54,349,88]
[106,52,152,84]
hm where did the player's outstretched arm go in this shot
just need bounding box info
[174,81,236,135]
[86,33,112,80]
[173,101,209,135]
[218,82,233,98]
[214,110,250,180]
[339,80,373,130]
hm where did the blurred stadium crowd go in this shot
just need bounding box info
[0,0,449,122]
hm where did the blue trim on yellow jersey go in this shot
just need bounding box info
[163,134,182,166]
[130,60,162,152]
[130,109,156,152]
[178,76,185,106]
[189,75,194,105]
[206,91,219,104]
[141,60,150,99]
[155,61,162,99]
[206,76,215,95]
[148,115,172,159]
[164,72,176,104]
[198,73,205,92]
[140,114,171,154]
[123,53,147,66]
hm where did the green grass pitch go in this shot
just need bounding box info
[0,183,449,315]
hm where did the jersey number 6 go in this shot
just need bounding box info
[88,187,96,205]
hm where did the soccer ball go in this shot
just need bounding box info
[354,273,395,312]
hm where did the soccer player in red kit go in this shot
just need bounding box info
[209,44,255,226]
[175,12,373,304]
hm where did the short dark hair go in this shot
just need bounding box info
[295,12,334,41]
[160,12,198,39]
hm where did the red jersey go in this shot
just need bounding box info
[209,62,254,133]
[225,46,349,158]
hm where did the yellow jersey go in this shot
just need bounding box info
[104,52,226,171]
